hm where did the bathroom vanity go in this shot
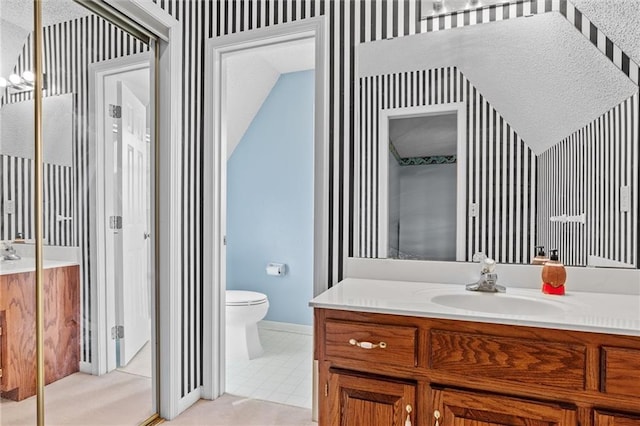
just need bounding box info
[311,279,640,426]
[0,261,80,401]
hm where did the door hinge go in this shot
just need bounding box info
[223,235,227,245]
[111,325,124,339]
[109,215,122,230]
[109,104,122,118]
[324,382,328,397]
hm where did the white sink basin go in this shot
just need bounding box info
[430,292,565,316]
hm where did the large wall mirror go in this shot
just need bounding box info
[356,0,639,269]
[1,94,73,166]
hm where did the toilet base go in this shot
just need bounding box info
[226,322,264,360]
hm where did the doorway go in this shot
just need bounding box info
[224,38,315,408]
[203,17,329,410]
[91,53,153,378]
[378,104,467,262]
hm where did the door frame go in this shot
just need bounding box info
[88,0,185,419]
[377,103,467,261]
[90,52,152,375]
[202,16,329,400]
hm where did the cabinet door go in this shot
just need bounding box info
[595,411,640,426]
[327,370,416,426]
[431,387,577,426]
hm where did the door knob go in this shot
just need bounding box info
[144,232,151,240]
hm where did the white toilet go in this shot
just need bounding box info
[225,290,270,360]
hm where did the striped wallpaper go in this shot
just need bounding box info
[2,0,637,406]
[151,0,432,400]
[537,93,639,267]
[2,18,148,364]
[359,67,537,264]
[0,155,74,246]
[152,0,640,401]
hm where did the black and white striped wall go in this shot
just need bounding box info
[153,0,432,400]
[3,0,637,404]
[537,93,639,268]
[0,155,74,246]
[153,0,640,400]
[359,67,537,264]
[3,18,148,365]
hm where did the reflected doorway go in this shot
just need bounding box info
[388,112,458,261]
[379,104,467,262]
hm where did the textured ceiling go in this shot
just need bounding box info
[359,12,638,155]
[572,0,640,65]
[0,0,90,30]
[390,113,458,158]
[0,0,91,79]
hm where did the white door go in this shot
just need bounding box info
[115,81,150,367]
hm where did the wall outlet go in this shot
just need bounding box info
[620,185,630,212]
[4,199,15,215]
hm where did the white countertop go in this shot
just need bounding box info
[310,278,640,336]
[0,257,79,275]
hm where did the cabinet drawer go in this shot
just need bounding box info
[430,329,586,390]
[601,346,640,397]
[325,320,417,368]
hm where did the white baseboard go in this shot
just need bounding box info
[79,361,93,374]
[259,320,313,335]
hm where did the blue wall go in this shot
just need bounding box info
[226,70,314,326]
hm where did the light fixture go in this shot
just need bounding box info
[22,70,35,83]
[0,70,47,94]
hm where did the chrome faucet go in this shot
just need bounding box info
[466,252,505,293]
[2,242,21,261]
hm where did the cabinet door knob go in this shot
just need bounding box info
[348,338,387,349]
[434,409,441,426]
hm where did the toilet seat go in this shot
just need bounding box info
[226,290,268,306]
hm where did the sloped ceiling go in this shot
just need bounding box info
[359,11,637,155]
[224,38,314,159]
[390,113,458,158]
[0,0,90,78]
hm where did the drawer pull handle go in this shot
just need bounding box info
[348,338,387,349]
[434,409,441,426]
[405,404,413,426]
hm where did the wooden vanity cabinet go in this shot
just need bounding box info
[0,266,80,401]
[315,308,640,426]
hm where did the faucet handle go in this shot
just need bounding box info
[482,258,496,273]
[472,252,487,262]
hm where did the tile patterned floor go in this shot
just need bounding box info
[225,325,314,409]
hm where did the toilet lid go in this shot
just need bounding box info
[226,290,268,306]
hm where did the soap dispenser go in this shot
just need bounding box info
[532,245,548,265]
[541,249,566,295]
